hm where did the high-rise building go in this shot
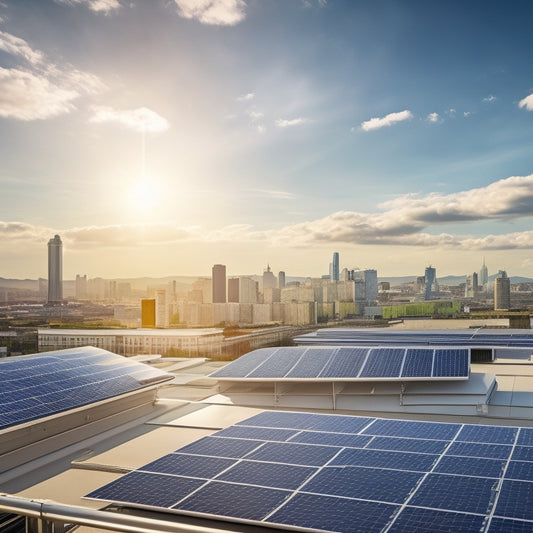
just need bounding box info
[494,271,511,310]
[212,264,226,303]
[465,273,478,298]
[479,257,489,288]
[262,264,276,291]
[424,266,437,301]
[228,278,239,303]
[331,252,339,281]
[278,271,286,289]
[75,274,88,300]
[47,234,63,304]
[155,289,169,327]
[141,298,156,327]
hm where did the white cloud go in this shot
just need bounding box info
[464,111,472,117]
[174,0,247,26]
[0,67,78,120]
[483,95,496,103]
[519,93,533,111]
[276,117,307,128]
[238,92,254,101]
[89,106,170,133]
[0,30,43,65]
[360,110,412,131]
[0,30,104,121]
[427,112,440,123]
[249,189,296,200]
[55,0,121,13]
[247,110,264,120]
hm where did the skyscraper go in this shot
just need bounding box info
[479,257,488,289]
[278,271,286,289]
[262,264,276,290]
[47,234,63,304]
[331,252,339,281]
[424,266,437,301]
[494,271,511,310]
[212,264,226,303]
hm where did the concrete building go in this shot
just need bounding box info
[47,234,63,304]
[424,265,437,300]
[278,270,286,289]
[465,272,479,298]
[494,271,511,310]
[227,278,239,303]
[479,257,489,288]
[75,274,87,300]
[155,289,169,327]
[262,264,276,291]
[331,252,339,281]
[212,264,226,303]
[141,298,156,327]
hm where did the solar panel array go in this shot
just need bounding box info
[209,346,469,381]
[87,410,533,532]
[0,347,172,431]
[295,328,533,348]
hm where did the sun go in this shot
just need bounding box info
[131,177,160,211]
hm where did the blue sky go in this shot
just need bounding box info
[1,0,533,279]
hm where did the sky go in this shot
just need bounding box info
[1,0,533,280]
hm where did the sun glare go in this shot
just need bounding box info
[131,178,160,211]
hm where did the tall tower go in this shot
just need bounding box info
[212,264,226,303]
[331,252,339,281]
[494,271,511,310]
[263,264,277,291]
[278,271,286,289]
[47,234,63,304]
[479,257,488,289]
[424,265,436,301]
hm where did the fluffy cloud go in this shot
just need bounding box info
[89,106,170,132]
[361,110,412,131]
[174,0,247,26]
[0,30,104,121]
[519,93,533,111]
[276,117,307,128]
[55,0,121,13]
[427,112,440,123]
[483,95,497,103]
[0,67,78,120]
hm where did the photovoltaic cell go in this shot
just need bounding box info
[511,446,533,462]
[269,493,399,533]
[359,348,405,378]
[516,428,533,446]
[401,348,433,378]
[319,347,368,378]
[285,348,335,378]
[174,482,291,521]
[432,349,469,377]
[86,411,533,533]
[247,349,302,378]
[209,347,274,378]
[302,466,423,503]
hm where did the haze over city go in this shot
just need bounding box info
[1,0,533,279]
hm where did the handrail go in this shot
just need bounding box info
[0,493,232,533]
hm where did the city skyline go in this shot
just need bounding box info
[1,1,533,279]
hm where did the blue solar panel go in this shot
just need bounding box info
[319,347,369,378]
[359,348,405,377]
[495,480,533,520]
[409,474,498,514]
[488,517,533,532]
[516,428,533,446]
[456,425,518,445]
[388,507,487,533]
[433,349,469,377]
[512,446,533,462]
[285,348,335,378]
[269,493,399,533]
[302,466,423,503]
[363,418,461,440]
[433,456,505,478]
[447,442,512,459]
[87,411,533,532]
[401,348,434,378]
[217,461,317,490]
[86,471,203,508]
[209,348,272,378]
[505,461,533,482]
[175,482,290,521]
[247,349,302,378]
[0,347,172,431]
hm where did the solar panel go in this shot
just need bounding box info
[87,411,533,532]
[209,346,469,381]
[0,347,172,431]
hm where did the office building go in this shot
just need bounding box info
[262,264,276,290]
[75,274,87,300]
[141,298,156,327]
[494,271,511,310]
[465,272,478,298]
[212,264,226,303]
[331,252,339,281]
[155,289,169,327]
[424,265,437,300]
[47,234,62,304]
[479,257,489,288]
[278,270,286,289]
[227,278,239,303]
